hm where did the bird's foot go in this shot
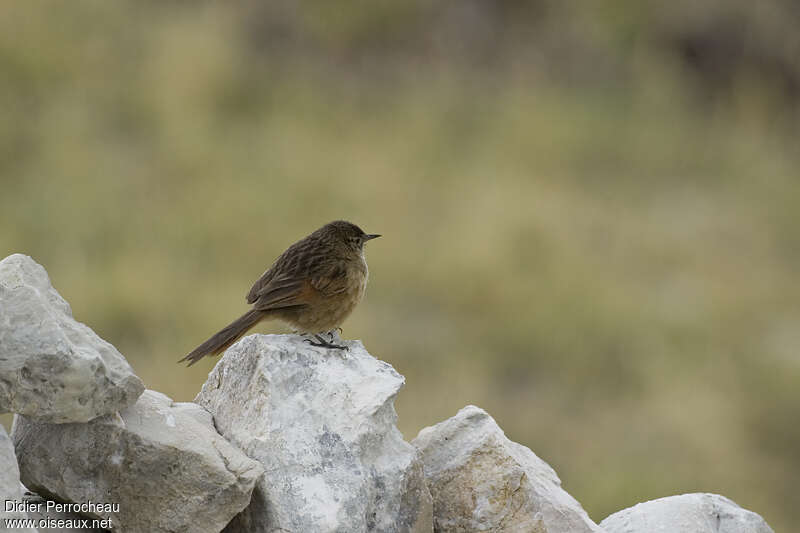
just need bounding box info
[304,334,349,351]
[326,328,343,342]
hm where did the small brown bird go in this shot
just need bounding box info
[179,220,380,366]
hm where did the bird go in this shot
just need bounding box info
[179,220,380,366]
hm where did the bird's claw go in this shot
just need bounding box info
[304,335,349,351]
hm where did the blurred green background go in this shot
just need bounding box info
[2,1,798,530]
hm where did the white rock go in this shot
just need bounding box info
[195,334,433,533]
[0,254,144,423]
[12,389,263,533]
[412,405,603,533]
[1,425,36,532]
[600,493,774,533]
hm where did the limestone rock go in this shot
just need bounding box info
[0,254,144,423]
[412,405,603,533]
[12,389,263,533]
[195,334,433,533]
[600,493,774,533]
[1,425,35,532]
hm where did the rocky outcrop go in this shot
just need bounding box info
[413,405,603,533]
[0,254,778,533]
[195,334,433,533]
[0,254,144,423]
[1,425,36,532]
[600,493,774,533]
[12,389,263,533]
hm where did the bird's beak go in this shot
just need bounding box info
[363,234,381,241]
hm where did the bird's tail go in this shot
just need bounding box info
[179,309,265,366]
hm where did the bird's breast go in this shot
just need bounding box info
[287,258,368,333]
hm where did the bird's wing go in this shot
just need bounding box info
[309,263,349,296]
[246,268,274,304]
[251,276,311,310]
[246,236,316,304]
[247,235,347,309]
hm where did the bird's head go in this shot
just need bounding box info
[323,220,381,252]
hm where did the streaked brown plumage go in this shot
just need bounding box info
[179,220,380,366]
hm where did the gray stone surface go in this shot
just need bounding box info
[1,426,35,532]
[413,405,603,533]
[0,254,144,423]
[600,493,774,533]
[12,389,263,533]
[195,334,433,533]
